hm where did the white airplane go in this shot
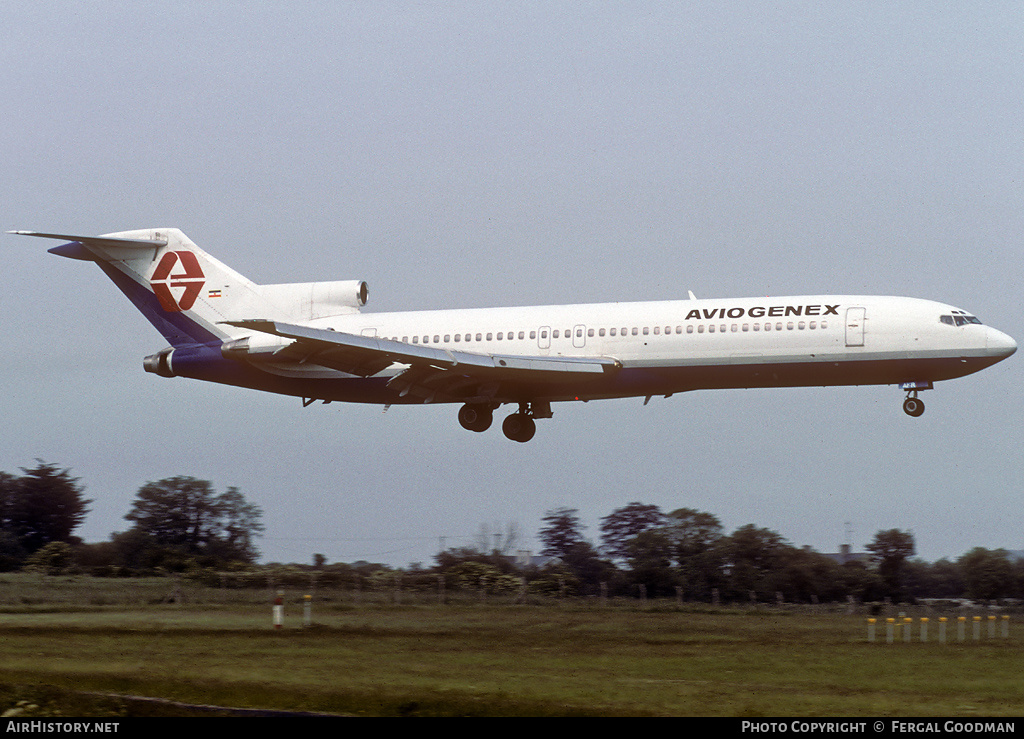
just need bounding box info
[12,228,1016,442]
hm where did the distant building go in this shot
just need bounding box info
[822,544,870,566]
[511,550,559,569]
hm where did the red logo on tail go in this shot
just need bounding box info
[151,251,205,312]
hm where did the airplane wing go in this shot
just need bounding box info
[223,319,620,402]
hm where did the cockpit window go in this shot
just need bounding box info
[941,313,983,326]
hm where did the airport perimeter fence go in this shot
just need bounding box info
[0,572,1020,620]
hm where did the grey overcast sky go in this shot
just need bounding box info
[3,2,1022,567]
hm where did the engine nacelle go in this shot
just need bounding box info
[259,279,368,320]
[221,333,295,361]
[143,347,175,377]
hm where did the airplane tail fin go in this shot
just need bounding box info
[13,229,369,348]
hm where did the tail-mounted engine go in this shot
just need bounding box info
[220,333,294,361]
[143,347,175,377]
[258,280,368,320]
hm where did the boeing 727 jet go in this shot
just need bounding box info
[12,228,1016,442]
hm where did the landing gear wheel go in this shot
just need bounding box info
[458,404,493,432]
[502,412,536,443]
[903,397,925,417]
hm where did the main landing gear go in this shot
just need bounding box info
[458,401,549,442]
[900,381,932,417]
[457,403,493,432]
[501,410,536,443]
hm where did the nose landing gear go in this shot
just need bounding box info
[900,381,932,417]
[902,395,925,417]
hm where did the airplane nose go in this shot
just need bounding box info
[986,327,1017,358]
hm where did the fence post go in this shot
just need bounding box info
[273,590,284,629]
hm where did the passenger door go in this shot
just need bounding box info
[845,307,865,347]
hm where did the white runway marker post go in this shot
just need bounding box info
[274,590,284,629]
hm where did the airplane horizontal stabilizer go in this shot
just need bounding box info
[8,231,169,249]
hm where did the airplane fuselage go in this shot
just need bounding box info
[12,228,1016,442]
[171,294,1014,407]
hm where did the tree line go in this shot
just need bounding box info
[520,504,1023,603]
[2,463,1021,604]
[0,462,263,574]
[422,505,1024,604]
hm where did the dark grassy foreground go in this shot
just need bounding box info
[0,578,1020,716]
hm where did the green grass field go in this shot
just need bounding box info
[0,575,1020,716]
